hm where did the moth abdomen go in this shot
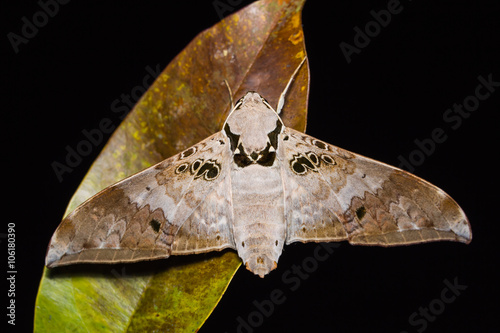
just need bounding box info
[231,165,286,277]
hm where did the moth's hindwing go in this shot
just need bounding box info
[46,131,236,267]
[280,128,471,246]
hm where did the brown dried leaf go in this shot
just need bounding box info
[35,0,309,331]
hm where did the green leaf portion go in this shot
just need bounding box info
[126,253,240,332]
[35,0,309,331]
[35,253,240,332]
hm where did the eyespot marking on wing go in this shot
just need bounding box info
[150,219,161,233]
[180,147,197,159]
[175,163,190,174]
[290,153,319,175]
[194,160,221,181]
[320,154,336,165]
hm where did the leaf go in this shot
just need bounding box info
[35,0,309,331]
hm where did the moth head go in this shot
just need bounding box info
[223,92,283,167]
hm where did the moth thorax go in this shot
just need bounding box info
[225,92,282,156]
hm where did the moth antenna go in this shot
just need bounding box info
[222,79,239,131]
[276,56,307,115]
[223,79,234,110]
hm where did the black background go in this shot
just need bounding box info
[2,0,499,332]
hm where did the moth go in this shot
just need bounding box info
[46,58,471,277]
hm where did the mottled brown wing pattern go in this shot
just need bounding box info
[46,132,236,267]
[279,135,349,244]
[171,171,235,255]
[280,127,472,246]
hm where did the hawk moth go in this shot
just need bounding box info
[46,59,471,278]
